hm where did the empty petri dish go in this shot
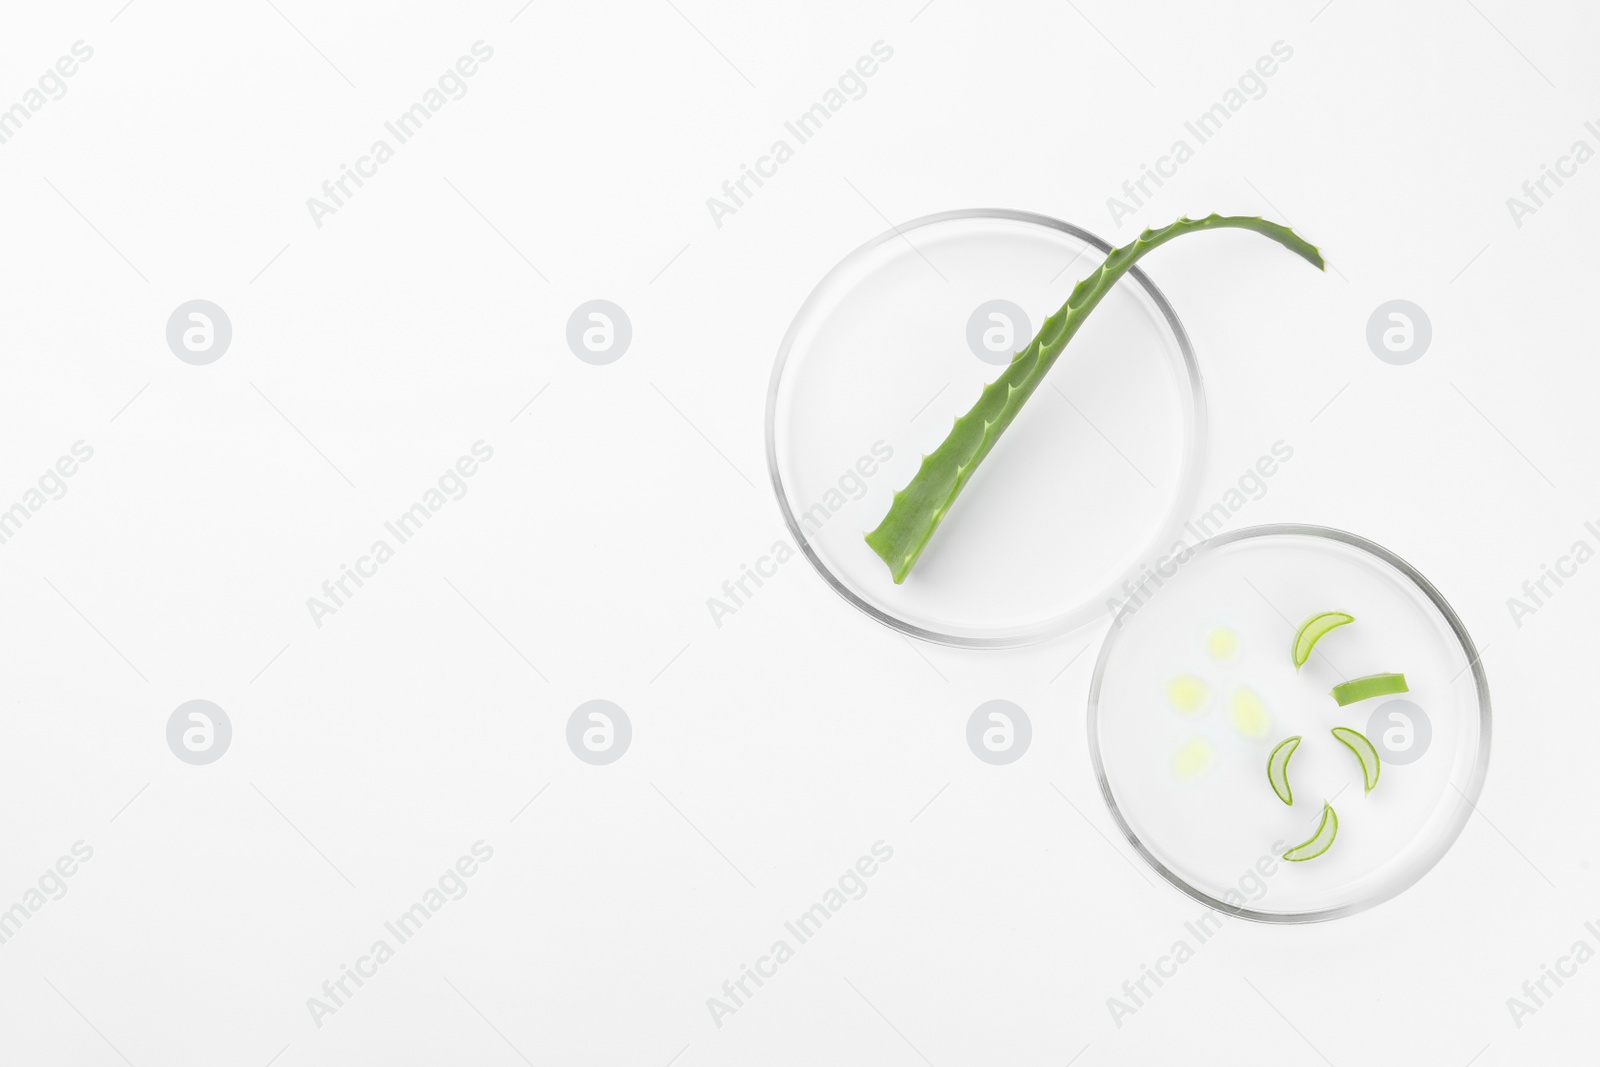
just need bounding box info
[766,209,1205,647]
[1088,525,1491,922]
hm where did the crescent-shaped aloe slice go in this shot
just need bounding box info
[1331,672,1408,707]
[864,214,1325,583]
[1282,802,1339,862]
[1267,735,1301,806]
[1292,611,1353,669]
[1331,726,1381,794]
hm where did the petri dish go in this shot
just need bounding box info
[766,209,1205,647]
[1087,525,1491,922]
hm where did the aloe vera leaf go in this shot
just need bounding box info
[1292,611,1354,669]
[1330,672,1408,707]
[1282,801,1339,862]
[864,214,1325,583]
[1331,726,1382,794]
[1267,735,1301,806]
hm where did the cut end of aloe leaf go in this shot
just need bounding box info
[862,528,915,584]
[1331,672,1408,707]
[1283,802,1339,862]
[1331,726,1382,794]
[1267,735,1301,806]
[1292,611,1354,669]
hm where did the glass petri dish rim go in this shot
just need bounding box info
[764,207,1208,649]
[1085,523,1494,924]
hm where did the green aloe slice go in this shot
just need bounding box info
[1331,726,1381,794]
[863,214,1325,583]
[1282,802,1339,862]
[1292,611,1353,669]
[1331,672,1408,706]
[1267,735,1301,806]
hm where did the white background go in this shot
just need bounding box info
[1,0,1595,1064]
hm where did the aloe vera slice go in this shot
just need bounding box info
[1331,672,1408,706]
[1266,735,1301,806]
[1282,802,1339,862]
[863,215,1325,583]
[1331,726,1381,794]
[1292,611,1353,669]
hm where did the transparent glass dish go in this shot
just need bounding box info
[766,209,1205,647]
[1087,525,1491,922]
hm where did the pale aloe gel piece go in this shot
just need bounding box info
[1230,686,1270,738]
[1167,675,1208,715]
[1171,738,1214,781]
[1206,626,1240,661]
